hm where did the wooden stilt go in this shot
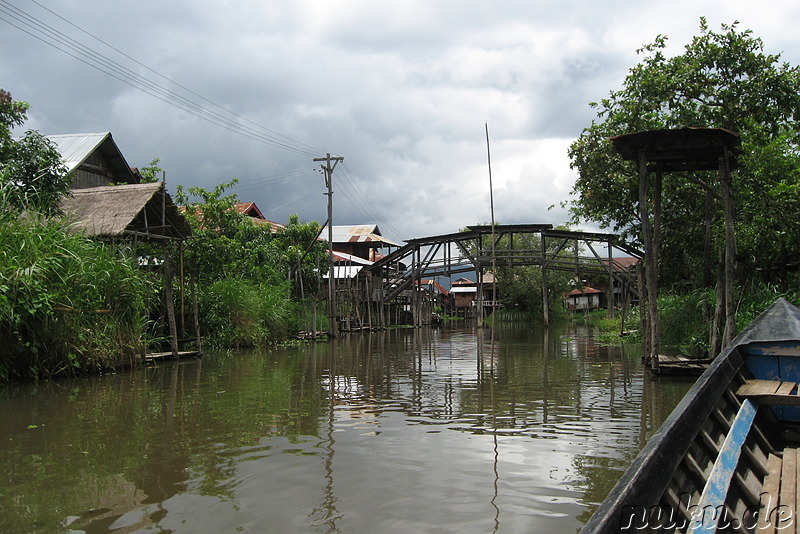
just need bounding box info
[164,252,179,360]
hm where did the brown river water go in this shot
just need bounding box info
[0,322,693,533]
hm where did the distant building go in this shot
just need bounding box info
[565,286,603,311]
[46,132,139,188]
[233,202,285,233]
[449,273,498,313]
[320,224,401,261]
[450,277,478,310]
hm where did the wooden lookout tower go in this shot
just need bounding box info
[611,127,741,371]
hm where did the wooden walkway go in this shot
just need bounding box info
[145,350,201,363]
[651,354,711,375]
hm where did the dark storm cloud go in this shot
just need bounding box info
[1,0,796,242]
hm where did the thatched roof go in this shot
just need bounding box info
[60,183,191,240]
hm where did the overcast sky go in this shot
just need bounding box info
[1,0,797,243]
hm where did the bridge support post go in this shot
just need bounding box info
[541,234,550,327]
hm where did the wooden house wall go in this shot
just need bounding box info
[568,294,601,311]
[454,293,475,309]
[333,242,373,260]
[70,152,131,189]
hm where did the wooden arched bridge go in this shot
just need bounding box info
[330,224,642,331]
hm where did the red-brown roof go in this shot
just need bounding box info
[181,202,285,233]
[601,256,639,271]
[566,286,602,296]
[416,279,450,296]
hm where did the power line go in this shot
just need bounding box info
[25,0,323,157]
[233,167,319,192]
[0,0,322,157]
[340,162,405,238]
[2,1,408,238]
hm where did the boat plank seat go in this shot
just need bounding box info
[756,448,798,533]
[688,399,759,533]
[736,379,800,406]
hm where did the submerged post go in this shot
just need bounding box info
[164,251,179,360]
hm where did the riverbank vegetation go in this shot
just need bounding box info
[0,90,328,380]
[175,180,328,348]
[587,283,800,356]
[0,214,150,380]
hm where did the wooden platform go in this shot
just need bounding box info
[145,351,201,363]
[649,354,711,375]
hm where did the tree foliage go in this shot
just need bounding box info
[175,179,327,345]
[568,19,800,288]
[0,89,69,216]
[137,157,163,183]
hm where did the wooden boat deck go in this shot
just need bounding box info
[759,448,798,533]
[581,300,800,534]
[738,379,800,406]
[737,380,800,533]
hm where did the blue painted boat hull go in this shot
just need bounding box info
[582,298,800,533]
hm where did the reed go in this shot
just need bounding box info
[197,278,295,348]
[0,214,150,380]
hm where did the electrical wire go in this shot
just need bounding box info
[2,0,407,238]
[0,0,322,157]
[26,0,322,158]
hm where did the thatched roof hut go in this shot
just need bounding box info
[60,182,191,241]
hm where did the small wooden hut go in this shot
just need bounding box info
[60,182,198,360]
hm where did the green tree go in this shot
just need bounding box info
[138,157,163,183]
[0,89,69,216]
[568,19,800,289]
[175,178,327,344]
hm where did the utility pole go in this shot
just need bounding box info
[314,153,344,338]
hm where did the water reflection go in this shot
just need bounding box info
[0,322,692,533]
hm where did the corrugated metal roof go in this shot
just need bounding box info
[46,132,137,184]
[450,287,477,294]
[321,225,401,247]
[331,251,374,265]
[567,287,602,296]
[46,132,111,172]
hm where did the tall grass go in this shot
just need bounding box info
[659,289,715,357]
[0,214,150,380]
[733,282,800,331]
[590,284,800,357]
[198,278,295,348]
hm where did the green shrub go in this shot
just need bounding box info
[658,289,715,357]
[198,278,295,348]
[0,215,149,380]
